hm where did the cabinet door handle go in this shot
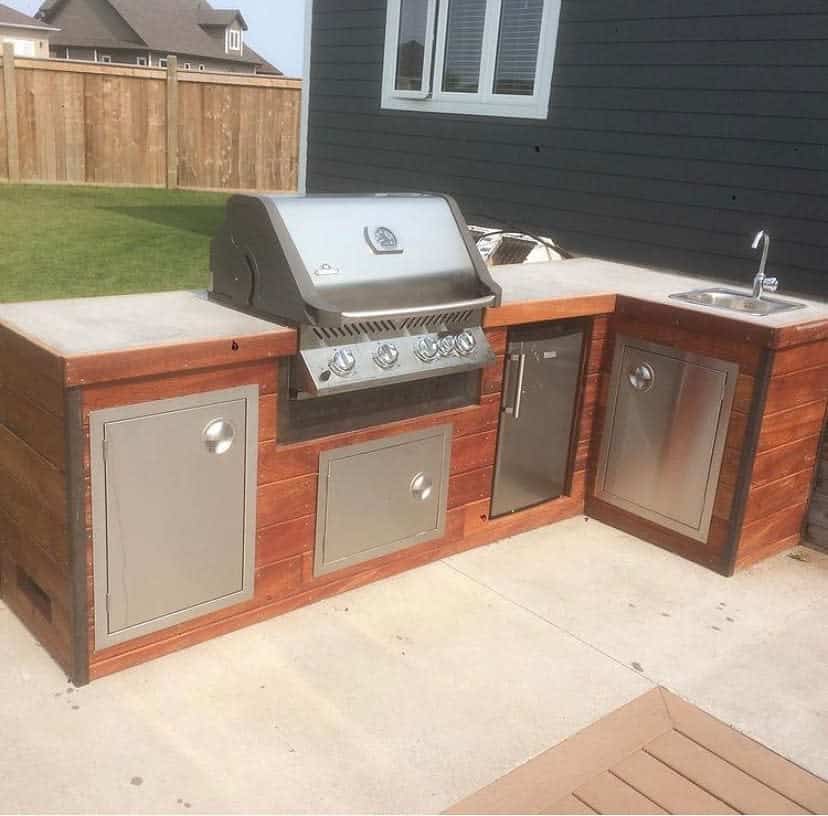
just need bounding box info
[513,353,527,420]
[203,419,236,454]
[410,472,434,502]
[628,363,655,392]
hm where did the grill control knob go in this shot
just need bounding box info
[373,342,399,370]
[329,348,356,377]
[455,330,477,356]
[438,335,456,357]
[414,336,439,363]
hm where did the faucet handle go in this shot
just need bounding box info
[763,277,779,294]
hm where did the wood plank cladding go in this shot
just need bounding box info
[0,330,74,676]
[734,342,828,569]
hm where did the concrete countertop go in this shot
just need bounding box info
[0,290,293,357]
[1,258,825,360]
[489,257,828,329]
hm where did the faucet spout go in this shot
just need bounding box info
[751,230,771,298]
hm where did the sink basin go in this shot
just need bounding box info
[669,287,807,317]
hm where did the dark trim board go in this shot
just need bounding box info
[306,0,828,299]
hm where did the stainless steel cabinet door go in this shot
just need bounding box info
[596,339,738,541]
[315,425,451,576]
[90,387,258,649]
[491,329,584,518]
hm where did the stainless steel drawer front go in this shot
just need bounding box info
[315,425,452,576]
[90,387,258,650]
[596,337,738,542]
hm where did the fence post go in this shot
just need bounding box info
[2,42,20,183]
[166,55,178,189]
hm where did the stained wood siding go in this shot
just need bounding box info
[306,0,828,298]
[0,56,301,191]
[0,325,75,676]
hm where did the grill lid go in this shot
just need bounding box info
[209,193,501,327]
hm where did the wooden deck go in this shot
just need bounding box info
[447,688,828,815]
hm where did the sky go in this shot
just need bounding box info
[7,0,307,76]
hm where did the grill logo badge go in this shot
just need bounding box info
[365,225,404,255]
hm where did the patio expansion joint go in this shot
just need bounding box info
[438,557,658,687]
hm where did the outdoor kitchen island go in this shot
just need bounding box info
[1,260,826,685]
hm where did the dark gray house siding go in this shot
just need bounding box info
[306,0,828,298]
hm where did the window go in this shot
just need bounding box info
[381,0,560,118]
[100,54,112,64]
[3,38,36,58]
[136,56,147,66]
[184,62,192,70]
[198,64,206,72]
[227,28,242,52]
[159,58,168,68]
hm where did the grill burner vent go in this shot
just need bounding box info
[311,311,476,342]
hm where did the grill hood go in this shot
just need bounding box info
[209,193,501,327]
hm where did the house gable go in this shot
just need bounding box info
[40,0,143,47]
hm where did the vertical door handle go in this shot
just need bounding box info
[503,353,527,418]
[513,353,527,420]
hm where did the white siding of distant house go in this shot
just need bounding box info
[0,25,51,58]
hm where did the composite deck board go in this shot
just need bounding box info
[542,794,597,815]
[646,730,808,814]
[614,751,737,815]
[448,688,828,815]
[574,770,665,814]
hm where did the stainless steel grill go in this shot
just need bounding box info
[209,193,502,397]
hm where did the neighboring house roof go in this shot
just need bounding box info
[38,0,281,74]
[0,1,59,31]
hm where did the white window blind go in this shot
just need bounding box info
[442,0,487,93]
[493,0,543,95]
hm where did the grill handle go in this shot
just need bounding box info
[340,294,497,321]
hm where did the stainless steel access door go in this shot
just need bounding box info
[90,387,258,650]
[491,325,584,517]
[595,338,738,541]
[315,425,452,576]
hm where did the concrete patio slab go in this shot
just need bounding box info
[0,556,650,814]
[1,517,825,813]
[445,516,828,782]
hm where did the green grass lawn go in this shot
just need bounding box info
[0,184,229,302]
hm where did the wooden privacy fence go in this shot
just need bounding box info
[0,46,301,192]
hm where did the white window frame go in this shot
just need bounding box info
[198,64,206,72]
[381,0,561,119]
[184,62,192,70]
[159,57,168,68]
[100,54,112,64]
[226,27,242,53]
[136,56,147,66]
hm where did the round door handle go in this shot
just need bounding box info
[203,419,236,455]
[410,472,434,502]
[628,363,655,392]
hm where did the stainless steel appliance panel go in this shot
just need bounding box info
[315,425,452,576]
[90,387,258,650]
[491,325,584,517]
[595,337,738,541]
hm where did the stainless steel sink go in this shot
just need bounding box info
[669,287,807,317]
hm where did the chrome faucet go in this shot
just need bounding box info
[751,230,778,299]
